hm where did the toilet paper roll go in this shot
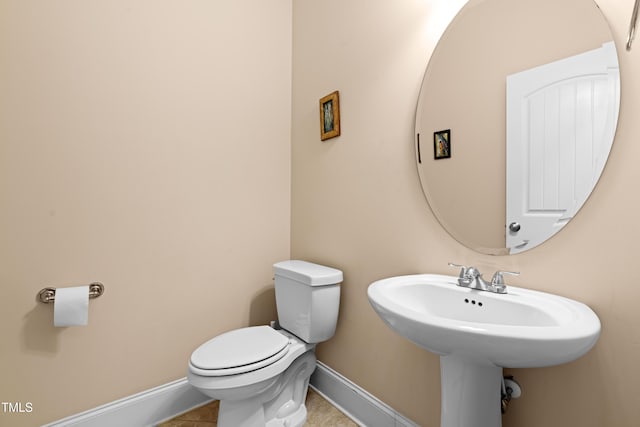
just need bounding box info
[54,285,89,327]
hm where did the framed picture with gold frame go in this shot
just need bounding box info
[319,91,341,141]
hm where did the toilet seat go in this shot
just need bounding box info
[190,326,290,376]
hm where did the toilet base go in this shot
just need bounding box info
[218,396,308,427]
[265,404,306,427]
[216,350,316,427]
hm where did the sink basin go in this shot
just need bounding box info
[367,274,600,367]
[368,274,601,427]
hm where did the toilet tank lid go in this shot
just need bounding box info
[273,260,343,286]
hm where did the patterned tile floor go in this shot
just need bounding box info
[157,388,358,427]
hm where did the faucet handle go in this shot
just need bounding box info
[448,263,468,278]
[465,266,481,278]
[491,270,520,285]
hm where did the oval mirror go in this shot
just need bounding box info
[415,0,620,255]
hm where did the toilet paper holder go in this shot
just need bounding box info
[38,282,104,304]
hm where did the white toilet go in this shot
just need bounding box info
[187,260,342,427]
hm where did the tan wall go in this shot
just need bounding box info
[4,1,640,426]
[0,1,291,426]
[292,1,640,426]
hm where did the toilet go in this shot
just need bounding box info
[187,260,343,427]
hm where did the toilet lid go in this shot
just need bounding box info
[190,326,290,372]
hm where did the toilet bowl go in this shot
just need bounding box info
[187,260,342,427]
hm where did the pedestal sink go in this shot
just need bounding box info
[367,274,600,427]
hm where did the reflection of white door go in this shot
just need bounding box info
[506,42,619,254]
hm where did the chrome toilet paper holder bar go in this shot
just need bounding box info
[38,282,105,304]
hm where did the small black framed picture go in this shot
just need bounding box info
[434,129,451,159]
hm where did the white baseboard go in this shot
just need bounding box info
[42,362,418,427]
[309,361,420,427]
[41,378,212,427]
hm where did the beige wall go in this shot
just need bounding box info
[4,1,640,426]
[293,1,640,426]
[0,1,291,426]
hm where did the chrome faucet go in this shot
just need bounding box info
[448,263,519,294]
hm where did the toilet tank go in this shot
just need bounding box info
[273,260,342,343]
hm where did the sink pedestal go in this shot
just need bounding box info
[440,355,502,427]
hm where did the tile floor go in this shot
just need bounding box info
[157,388,358,427]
